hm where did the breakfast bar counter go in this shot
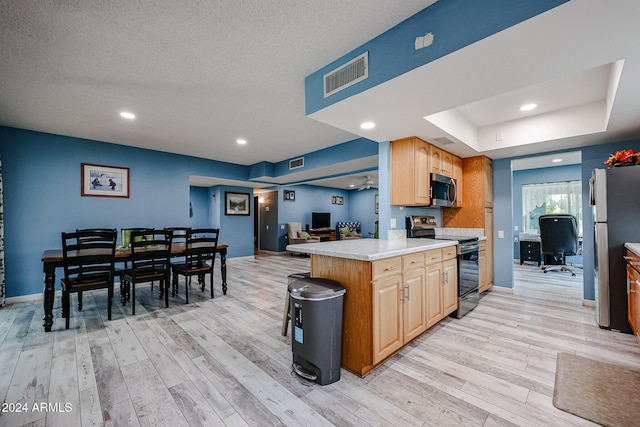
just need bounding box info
[286,237,456,260]
[287,238,458,377]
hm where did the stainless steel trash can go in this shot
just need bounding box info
[288,277,345,385]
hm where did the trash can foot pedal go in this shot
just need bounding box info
[292,363,317,381]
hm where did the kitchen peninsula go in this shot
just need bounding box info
[287,238,458,376]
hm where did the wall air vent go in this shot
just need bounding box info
[289,157,304,170]
[323,52,368,98]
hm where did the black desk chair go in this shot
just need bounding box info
[121,228,173,314]
[171,228,219,303]
[61,229,117,329]
[538,214,579,277]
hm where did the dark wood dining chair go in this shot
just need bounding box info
[171,228,219,303]
[61,229,117,329]
[120,228,173,314]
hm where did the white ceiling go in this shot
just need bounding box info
[2,1,640,190]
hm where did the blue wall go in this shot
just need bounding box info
[0,126,255,297]
[305,0,567,114]
[348,188,379,237]
[189,186,209,229]
[493,139,640,299]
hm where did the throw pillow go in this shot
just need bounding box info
[297,231,312,240]
[340,226,351,237]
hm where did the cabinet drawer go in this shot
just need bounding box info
[425,249,443,266]
[626,250,640,274]
[442,245,457,261]
[372,257,402,280]
[403,252,425,270]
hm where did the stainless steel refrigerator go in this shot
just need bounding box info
[590,166,640,333]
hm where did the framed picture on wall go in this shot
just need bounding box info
[284,190,296,201]
[81,163,130,198]
[225,192,250,215]
[332,195,344,205]
[375,194,379,214]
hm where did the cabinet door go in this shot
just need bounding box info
[403,268,427,342]
[627,264,637,335]
[441,150,453,177]
[483,157,493,208]
[478,249,487,291]
[452,156,463,207]
[484,208,494,290]
[430,145,442,175]
[373,275,404,364]
[426,264,443,328]
[415,139,431,204]
[442,258,458,316]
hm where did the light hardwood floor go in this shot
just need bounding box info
[1,256,639,426]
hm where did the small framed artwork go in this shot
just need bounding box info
[375,194,379,214]
[284,190,296,201]
[332,195,344,205]
[225,192,250,215]
[81,163,130,198]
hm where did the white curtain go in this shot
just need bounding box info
[522,180,582,235]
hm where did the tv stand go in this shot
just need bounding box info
[307,228,336,241]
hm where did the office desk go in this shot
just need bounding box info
[40,243,228,332]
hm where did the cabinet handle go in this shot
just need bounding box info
[444,272,448,284]
[385,266,397,272]
[405,285,410,301]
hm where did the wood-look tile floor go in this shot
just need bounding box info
[1,257,639,426]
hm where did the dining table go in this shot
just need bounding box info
[40,242,228,332]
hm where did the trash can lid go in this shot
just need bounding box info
[288,278,346,300]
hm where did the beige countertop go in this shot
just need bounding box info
[625,243,640,257]
[286,238,457,261]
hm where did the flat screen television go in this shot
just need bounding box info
[311,212,331,229]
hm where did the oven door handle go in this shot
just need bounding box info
[459,244,478,253]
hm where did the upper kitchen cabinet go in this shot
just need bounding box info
[483,156,493,208]
[452,155,463,207]
[390,137,430,206]
[429,145,453,177]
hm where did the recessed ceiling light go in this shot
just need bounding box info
[519,103,537,111]
[349,184,355,188]
[552,158,563,163]
[236,139,247,145]
[360,121,375,130]
[119,111,136,119]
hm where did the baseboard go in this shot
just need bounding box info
[489,285,514,294]
[582,299,596,307]
[4,292,48,305]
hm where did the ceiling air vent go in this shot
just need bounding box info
[289,157,304,170]
[324,52,368,98]
[432,137,455,146]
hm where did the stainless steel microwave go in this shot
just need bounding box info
[430,173,457,207]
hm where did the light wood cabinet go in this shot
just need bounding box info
[442,257,458,316]
[311,245,459,377]
[403,267,427,343]
[452,155,463,207]
[442,155,494,291]
[373,253,426,364]
[425,263,443,328]
[430,145,453,177]
[373,274,403,364]
[479,241,487,291]
[626,249,640,344]
[483,156,493,208]
[390,137,430,206]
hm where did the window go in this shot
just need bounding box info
[522,180,582,235]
